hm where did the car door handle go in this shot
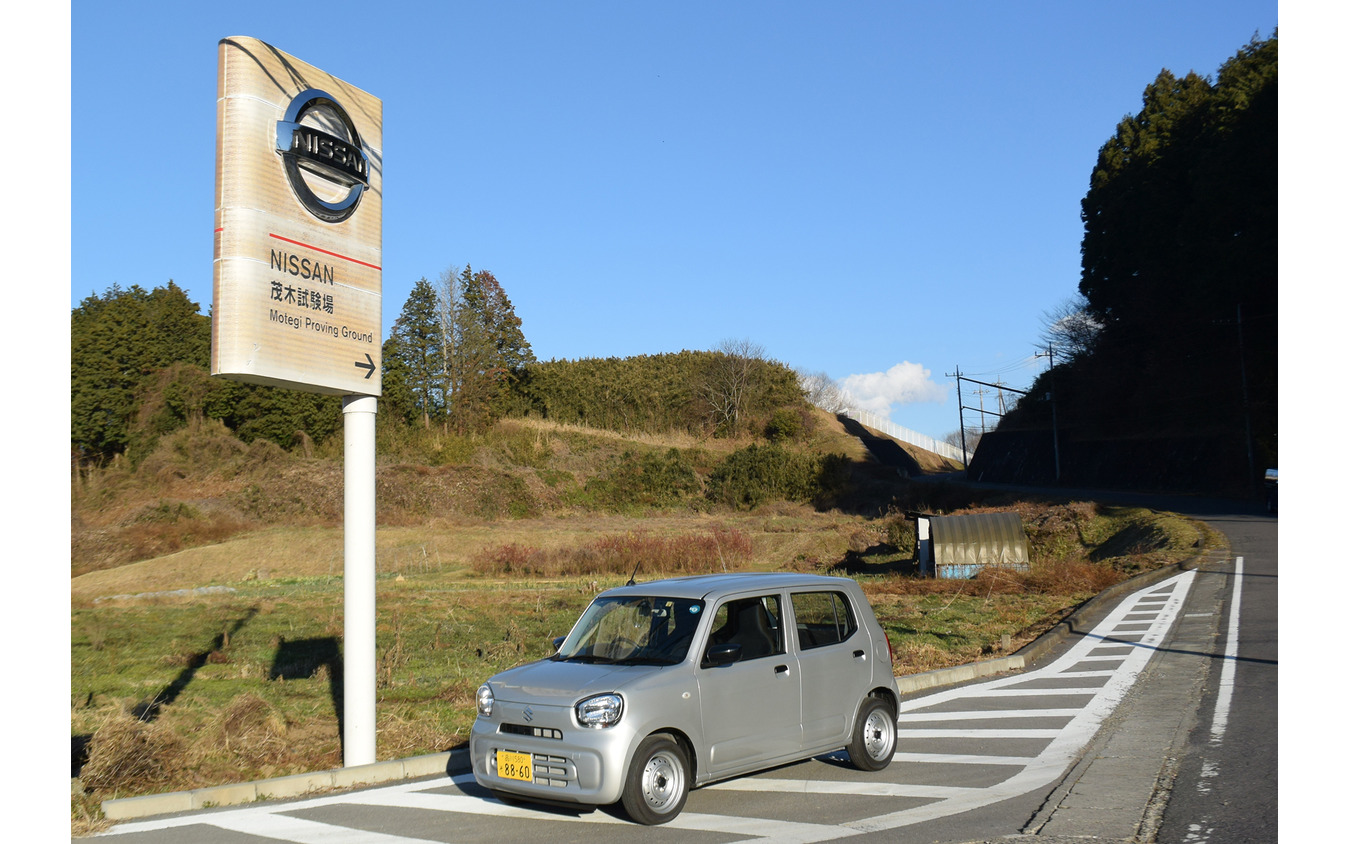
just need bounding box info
[774,664,790,676]
[853,650,866,659]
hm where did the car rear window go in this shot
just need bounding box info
[791,591,857,650]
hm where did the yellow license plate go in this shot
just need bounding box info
[497,749,533,782]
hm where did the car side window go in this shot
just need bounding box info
[705,595,784,663]
[791,591,857,650]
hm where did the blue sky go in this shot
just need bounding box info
[66,1,1279,441]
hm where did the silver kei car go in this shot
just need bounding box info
[470,572,901,824]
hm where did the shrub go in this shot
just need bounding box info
[764,407,804,442]
[884,515,917,557]
[579,448,702,512]
[707,444,845,510]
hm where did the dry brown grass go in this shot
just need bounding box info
[470,527,753,578]
[80,711,186,795]
[216,693,291,768]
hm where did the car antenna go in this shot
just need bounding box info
[626,560,641,587]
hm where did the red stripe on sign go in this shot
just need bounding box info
[267,233,382,270]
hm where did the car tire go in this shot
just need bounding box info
[847,696,896,771]
[621,733,689,825]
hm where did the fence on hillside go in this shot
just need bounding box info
[841,408,971,466]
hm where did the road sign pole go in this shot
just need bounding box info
[342,394,377,766]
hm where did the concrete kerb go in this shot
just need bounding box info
[100,749,471,821]
[99,538,1215,823]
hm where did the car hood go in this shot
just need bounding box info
[488,658,662,703]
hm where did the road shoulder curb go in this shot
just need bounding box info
[101,749,470,821]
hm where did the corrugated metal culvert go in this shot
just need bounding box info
[912,512,1030,579]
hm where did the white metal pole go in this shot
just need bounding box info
[342,394,377,767]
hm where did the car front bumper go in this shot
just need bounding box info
[469,705,637,807]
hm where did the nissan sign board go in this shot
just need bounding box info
[212,36,383,396]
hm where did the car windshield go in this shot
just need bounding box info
[553,595,706,665]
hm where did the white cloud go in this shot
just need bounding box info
[839,362,946,417]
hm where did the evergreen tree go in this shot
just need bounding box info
[377,334,417,425]
[71,282,210,461]
[387,278,444,427]
[997,34,1276,491]
[1075,35,1276,451]
[469,268,535,374]
[456,267,535,431]
[433,265,536,434]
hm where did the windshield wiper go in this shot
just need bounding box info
[612,656,680,666]
[551,653,616,664]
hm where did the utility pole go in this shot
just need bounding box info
[948,366,968,475]
[1035,345,1062,483]
[973,386,990,433]
[948,368,1034,475]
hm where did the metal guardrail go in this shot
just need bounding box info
[842,408,971,465]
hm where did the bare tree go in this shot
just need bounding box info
[1039,294,1101,363]
[700,338,767,436]
[945,428,983,452]
[433,264,462,398]
[796,369,850,413]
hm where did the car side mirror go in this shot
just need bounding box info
[552,636,566,652]
[705,642,743,667]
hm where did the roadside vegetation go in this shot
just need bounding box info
[71,410,1208,833]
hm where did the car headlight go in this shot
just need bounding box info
[575,693,623,728]
[476,684,495,717]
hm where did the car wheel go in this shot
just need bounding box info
[621,734,689,825]
[847,696,896,771]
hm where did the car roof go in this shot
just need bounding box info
[599,572,857,601]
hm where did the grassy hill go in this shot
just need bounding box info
[73,409,871,576]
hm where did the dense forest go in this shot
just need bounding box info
[973,34,1277,495]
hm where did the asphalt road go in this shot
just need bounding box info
[1153,508,1277,843]
[943,480,1280,843]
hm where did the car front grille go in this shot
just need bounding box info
[499,723,563,741]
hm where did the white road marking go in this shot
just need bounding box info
[706,777,987,800]
[1209,556,1243,745]
[891,728,1061,739]
[1184,555,1245,843]
[891,752,1037,766]
[206,812,442,843]
[896,708,1080,721]
[951,686,1106,697]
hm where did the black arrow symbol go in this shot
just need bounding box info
[354,353,376,379]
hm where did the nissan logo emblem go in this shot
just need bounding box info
[275,89,370,223]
